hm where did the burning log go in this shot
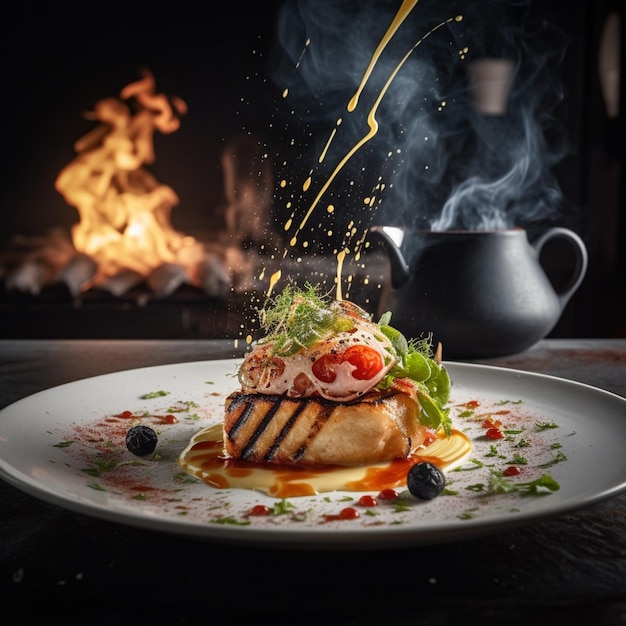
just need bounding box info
[146,262,190,298]
[4,259,49,296]
[196,254,231,299]
[54,253,98,297]
[2,228,77,295]
[96,270,144,297]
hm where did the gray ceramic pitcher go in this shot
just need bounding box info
[370,226,588,359]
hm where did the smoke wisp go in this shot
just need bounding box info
[266,0,570,251]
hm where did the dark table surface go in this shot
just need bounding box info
[1,338,626,625]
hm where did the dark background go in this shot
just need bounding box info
[1,0,624,339]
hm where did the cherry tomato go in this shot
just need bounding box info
[311,352,340,383]
[312,345,383,383]
[343,345,384,380]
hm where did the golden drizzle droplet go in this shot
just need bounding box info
[266,270,282,300]
[319,118,342,163]
[348,0,420,112]
[336,248,349,301]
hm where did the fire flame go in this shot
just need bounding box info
[54,71,206,284]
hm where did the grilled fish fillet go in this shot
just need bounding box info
[223,389,431,467]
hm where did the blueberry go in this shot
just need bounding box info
[126,425,158,456]
[407,461,446,500]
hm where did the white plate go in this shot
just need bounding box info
[1,359,625,549]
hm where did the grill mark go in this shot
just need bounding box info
[225,389,405,464]
[225,396,255,440]
[240,399,282,461]
[265,400,308,462]
[293,446,306,463]
[293,405,328,462]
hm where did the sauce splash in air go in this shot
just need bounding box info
[271,3,463,302]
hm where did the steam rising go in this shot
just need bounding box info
[268,0,569,238]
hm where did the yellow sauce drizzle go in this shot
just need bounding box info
[348,0,420,112]
[179,425,471,498]
[335,248,349,301]
[284,14,463,252]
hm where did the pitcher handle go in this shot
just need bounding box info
[531,227,588,308]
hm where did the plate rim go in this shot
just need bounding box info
[1,358,625,550]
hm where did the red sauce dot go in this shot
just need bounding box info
[339,507,360,520]
[250,505,271,516]
[357,495,378,507]
[502,466,520,476]
[120,410,133,419]
[163,414,177,424]
[482,417,502,429]
[377,488,399,501]
[485,428,504,440]
[466,400,480,408]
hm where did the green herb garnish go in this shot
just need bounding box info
[378,318,451,434]
[487,472,560,495]
[258,283,352,356]
[140,390,169,399]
